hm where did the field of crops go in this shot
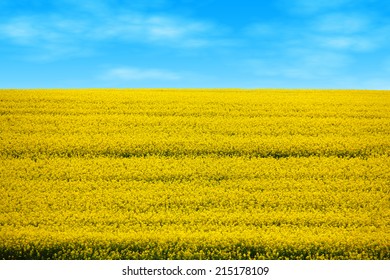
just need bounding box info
[0,89,389,259]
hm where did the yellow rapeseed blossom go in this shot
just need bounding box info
[0,89,389,259]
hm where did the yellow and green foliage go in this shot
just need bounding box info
[0,89,389,259]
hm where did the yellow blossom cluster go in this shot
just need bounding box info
[0,89,389,259]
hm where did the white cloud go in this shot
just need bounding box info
[0,13,211,45]
[312,10,390,53]
[104,67,180,81]
[307,13,380,52]
[92,14,212,46]
[0,5,217,60]
[244,23,278,37]
[314,13,370,33]
[315,36,376,51]
[0,15,96,60]
[246,50,351,80]
[244,9,388,54]
[0,16,87,44]
[300,51,351,68]
[0,17,39,43]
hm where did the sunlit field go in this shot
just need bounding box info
[1,89,389,259]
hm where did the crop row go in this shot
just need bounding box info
[0,89,389,259]
[1,156,389,259]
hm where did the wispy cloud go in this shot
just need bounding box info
[0,0,388,89]
[304,12,383,52]
[0,14,212,45]
[0,2,217,60]
[246,50,351,80]
[244,23,279,37]
[244,7,389,54]
[0,17,38,44]
[313,13,370,34]
[241,0,390,89]
[315,35,377,51]
[91,14,213,47]
[317,27,390,53]
[0,15,90,43]
[0,15,94,60]
[103,67,180,81]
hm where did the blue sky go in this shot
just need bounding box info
[0,0,389,89]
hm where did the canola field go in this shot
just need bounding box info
[0,89,389,260]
